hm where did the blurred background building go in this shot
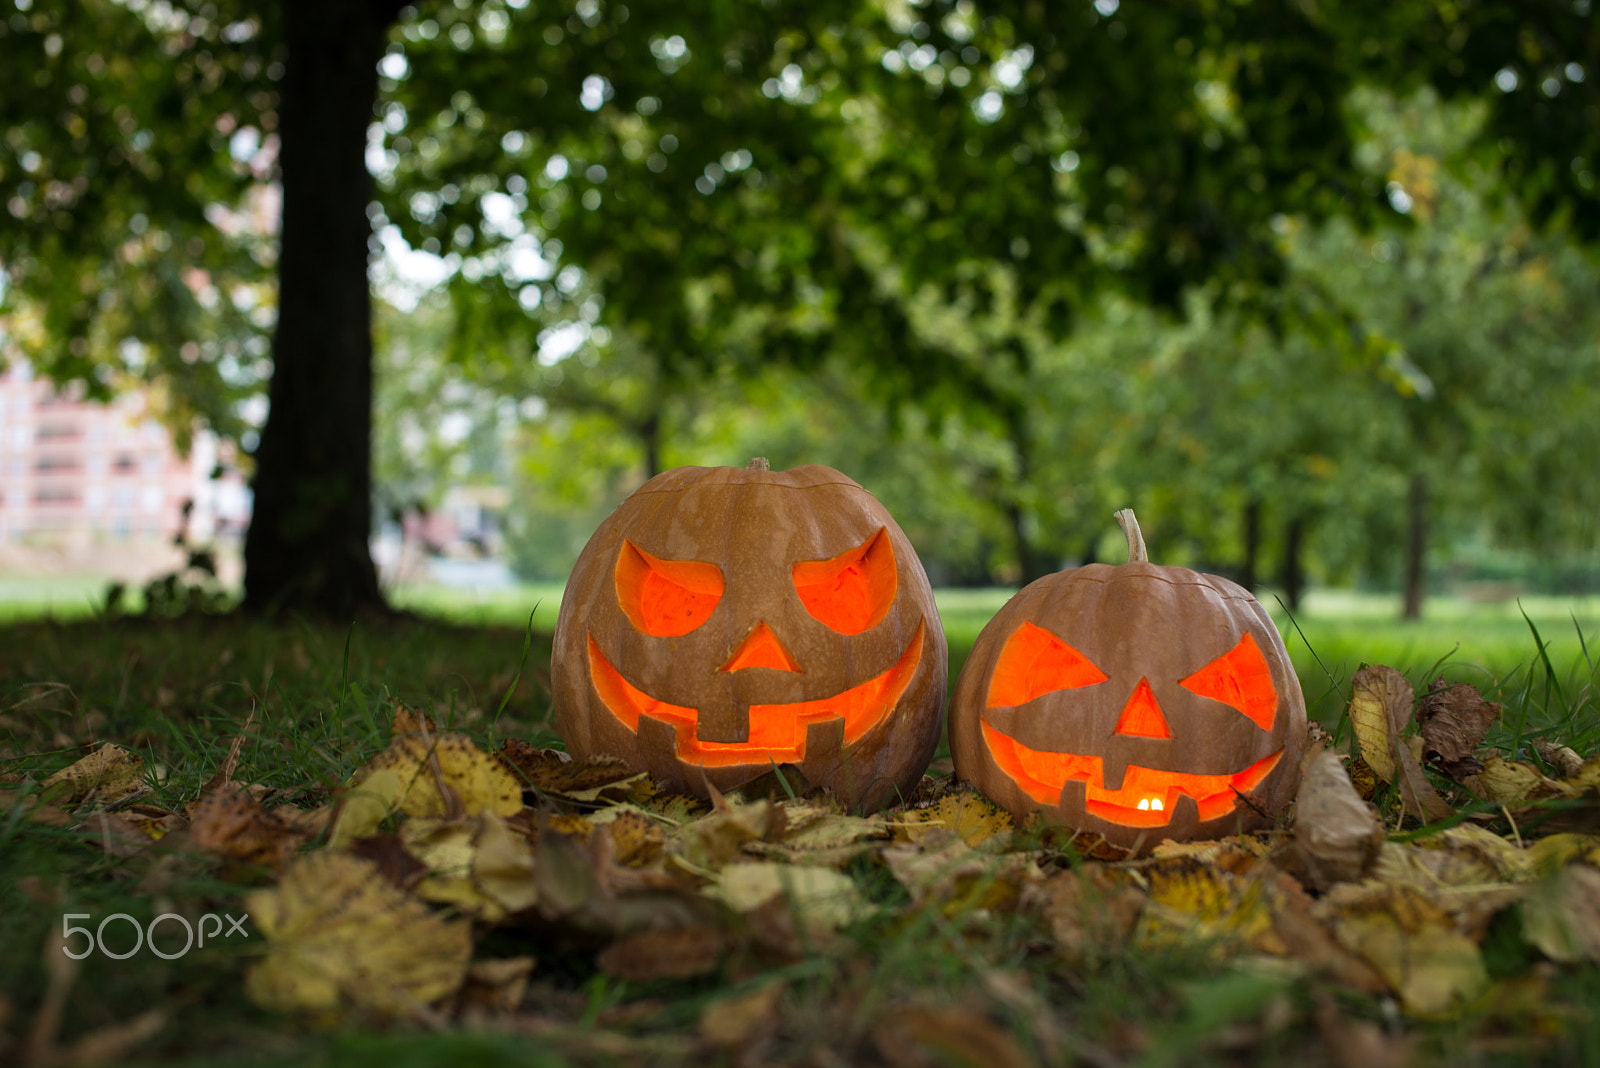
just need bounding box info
[0,359,250,582]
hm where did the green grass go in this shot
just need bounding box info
[0,576,110,622]
[2,589,1598,1065]
[384,581,1600,743]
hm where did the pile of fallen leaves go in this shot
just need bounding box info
[7,664,1600,1063]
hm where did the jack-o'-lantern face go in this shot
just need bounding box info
[553,461,947,811]
[949,510,1306,851]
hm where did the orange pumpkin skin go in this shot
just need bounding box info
[552,462,947,811]
[949,528,1306,851]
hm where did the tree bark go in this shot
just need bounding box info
[1281,513,1306,612]
[243,0,402,617]
[638,411,662,480]
[1003,499,1049,586]
[1241,497,1262,591]
[1402,471,1427,621]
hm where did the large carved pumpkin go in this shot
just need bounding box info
[552,459,947,811]
[950,510,1306,850]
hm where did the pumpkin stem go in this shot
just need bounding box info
[747,457,771,471]
[1114,508,1148,564]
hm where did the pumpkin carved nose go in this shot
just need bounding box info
[1113,678,1172,738]
[720,621,801,673]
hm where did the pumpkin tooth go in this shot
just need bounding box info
[1055,775,1089,817]
[1161,793,1202,838]
[1098,755,1130,792]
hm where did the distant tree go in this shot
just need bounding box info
[0,0,278,446]
[4,0,1596,616]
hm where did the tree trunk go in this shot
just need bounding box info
[1240,498,1262,591]
[1281,514,1306,612]
[1003,500,1049,586]
[639,411,662,480]
[243,0,402,617]
[1402,472,1427,621]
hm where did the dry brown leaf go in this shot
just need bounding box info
[596,925,726,981]
[245,851,472,1020]
[188,786,305,871]
[1532,740,1586,781]
[1314,991,1416,1068]
[1416,678,1499,780]
[1284,749,1385,890]
[498,740,652,803]
[671,796,784,870]
[457,957,535,1021]
[345,832,429,892]
[894,791,1013,847]
[2,791,74,827]
[1347,666,1452,824]
[881,834,988,903]
[121,803,187,841]
[749,810,889,867]
[80,811,160,858]
[1026,866,1145,965]
[871,1004,1037,1068]
[199,708,257,796]
[1269,876,1390,996]
[1370,840,1525,940]
[41,743,147,807]
[699,980,785,1047]
[390,704,438,736]
[587,807,667,867]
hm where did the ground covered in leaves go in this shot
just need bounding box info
[2,615,1600,1067]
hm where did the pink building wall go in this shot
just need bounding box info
[0,360,249,571]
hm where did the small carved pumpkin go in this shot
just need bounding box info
[552,459,947,810]
[949,509,1306,850]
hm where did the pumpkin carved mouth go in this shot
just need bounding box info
[587,623,925,768]
[979,720,1283,827]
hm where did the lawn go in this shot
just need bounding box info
[1,585,1597,1066]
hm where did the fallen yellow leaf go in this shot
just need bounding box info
[245,851,472,1019]
[1323,884,1488,1016]
[709,862,871,929]
[355,732,523,820]
[42,743,147,807]
[1522,864,1600,963]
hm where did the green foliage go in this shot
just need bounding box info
[0,0,281,442]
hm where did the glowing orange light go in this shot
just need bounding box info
[614,540,724,636]
[1179,633,1278,730]
[793,528,897,635]
[588,624,924,767]
[985,622,1109,707]
[1112,678,1171,739]
[981,719,1283,826]
[720,621,800,673]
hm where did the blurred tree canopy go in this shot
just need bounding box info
[0,0,1596,614]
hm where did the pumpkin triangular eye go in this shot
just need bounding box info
[614,540,725,636]
[986,621,1108,707]
[1179,632,1278,730]
[792,527,897,635]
